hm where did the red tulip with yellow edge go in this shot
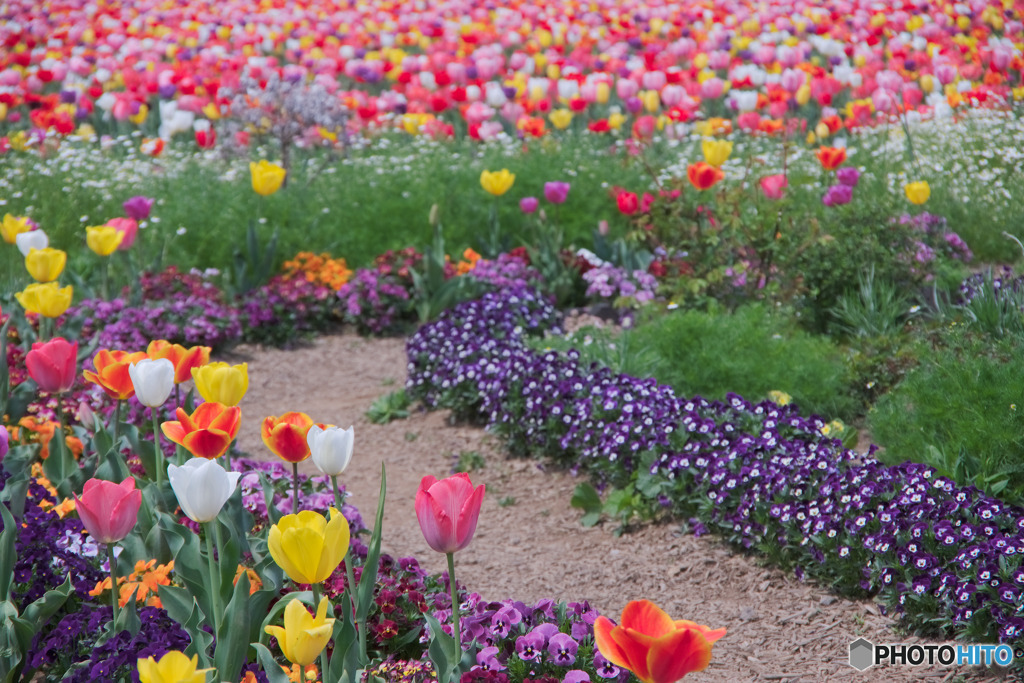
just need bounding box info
[147,340,212,384]
[594,600,726,683]
[83,349,148,401]
[263,411,315,512]
[161,402,241,460]
[815,146,847,170]
[686,162,725,191]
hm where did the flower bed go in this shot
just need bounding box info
[406,287,1024,647]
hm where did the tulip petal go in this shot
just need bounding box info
[609,626,656,683]
[621,600,676,638]
[594,616,631,670]
[182,429,231,459]
[277,526,325,584]
[455,481,486,551]
[646,628,712,683]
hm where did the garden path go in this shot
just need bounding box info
[231,332,999,683]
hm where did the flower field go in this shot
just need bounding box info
[2,0,1024,681]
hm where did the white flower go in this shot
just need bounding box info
[168,458,241,524]
[308,424,354,477]
[128,358,175,408]
[16,229,47,256]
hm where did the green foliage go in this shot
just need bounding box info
[232,222,280,295]
[868,336,1024,504]
[630,303,860,421]
[829,266,917,339]
[569,481,658,536]
[410,220,484,323]
[527,325,661,380]
[366,390,411,424]
[454,451,485,473]
[958,270,1024,341]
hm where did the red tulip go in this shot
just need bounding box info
[414,473,485,554]
[74,478,142,544]
[83,349,148,400]
[760,174,788,200]
[261,412,315,463]
[26,337,77,393]
[687,162,725,191]
[595,600,726,683]
[815,146,847,170]
[161,402,241,459]
[617,191,640,215]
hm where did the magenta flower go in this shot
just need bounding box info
[0,426,8,461]
[836,167,860,188]
[520,196,539,213]
[515,631,545,661]
[543,181,571,205]
[122,195,154,221]
[548,633,579,666]
[822,184,852,207]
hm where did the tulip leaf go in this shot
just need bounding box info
[0,449,32,519]
[41,431,79,499]
[93,448,131,484]
[257,590,314,640]
[355,463,386,627]
[159,589,213,667]
[214,572,251,683]
[326,591,359,683]
[114,584,141,637]
[162,521,211,619]
[0,503,16,601]
[0,316,10,419]
[258,472,283,526]
[423,611,456,683]
[252,643,292,683]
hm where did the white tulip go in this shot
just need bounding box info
[15,229,47,257]
[128,358,175,407]
[308,424,354,477]
[168,458,241,523]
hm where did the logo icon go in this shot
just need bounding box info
[849,638,874,671]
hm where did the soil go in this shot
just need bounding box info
[229,331,1008,683]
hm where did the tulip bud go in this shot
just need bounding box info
[15,229,47,256]
[129,358,175,408]
[429,203,439,226]
[308,424,355,477]
[167,458,242,523]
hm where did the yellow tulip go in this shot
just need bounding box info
[549,108,573,130]
[86,225,125,257]
[480,169,515,197]
[268,508,350,585]
[24,248,67,283]
[265,597,335,667]
[641,90,660,112]
[137,650,212,683]
[129,103,148,126]
[1,214,31,244]
[595,82,610,104]
[250,160,287,196]
[607,112,626,130]
[190,362,248,407]
[701,139,733,168]
[16,282,73,318]
[905,181,931,205]
[795,84,811,106]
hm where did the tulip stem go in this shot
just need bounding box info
[101,259,110,301]
[204,522,223,637]
[151,410,164,490]
[56,396,68,467]
[447,551,461,665]
[292,462,300,513]
[111,400,122,453]
[106,544,120,631]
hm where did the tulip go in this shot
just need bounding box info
[265,598,335,667]
[687,162,725,191]
[836,167,860,188]
[759,175,788,200]
[268,508,350,585]
[137,651,212,683]
[16,282,73,318]
[905,181,931,205]
[129,359,174,407]
[191,362,248,407]
[308,424,354,478]
[822,184,853,207]
[74,477,142,544]
[617,191,640,215]
[1,214,31,244]
[815,146,847,171]
[520,197,539,214]
[123,196,154,221]
[544,181,571,205]
[161,402,241,460]
[15,229,47,256]
[594,601,726,683]
[106,217,138,250]
[701,139,733,168]
[168,457,241,524]
[86,225,125,256]
[263,411,315,512]
[549,108,572,130]
[83,349,147,401]
[147,340,212,385]
[415,473,485,555]
[250,160,286,196]
[480,169,515,196]
[25,247,66,283]
[26,337,77,394]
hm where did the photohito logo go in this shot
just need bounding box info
[848,638,1017,671]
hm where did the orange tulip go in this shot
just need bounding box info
[686,162,725,191]
[147,340,212,384]
[815,146,847,170]
[262,412,315,463]
[82,349,148,400]
[161,402,241,459]
[594,600,726,683]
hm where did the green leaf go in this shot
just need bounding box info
[569,482,602,516]
[41,430,79,499]
[325,591,359,683]
[252,643,292,683]
[355,464,386,627]
[423,611,454,683]
[115,584,141,637]
[0,504,16,601]
[579,511,601,528]
[93,449,131,484]
[215,572,251,683]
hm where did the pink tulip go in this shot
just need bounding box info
[616,78,639,100]
[0,426,8,462]
[700,77,724,99]
[415,473,485,554]
[760,174,788,200]
[74,478,142,544]
[26,338,78,394]
[544,181,571,205]
[106,217,138,250]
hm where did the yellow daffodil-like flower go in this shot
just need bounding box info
[904,181,931,205]
[250,160,287,196]
[549,108,573,130]
[265,597,335,666]
[137,650,212,683]
[701,139,733,168]
[86,225,125,257]
[1,214,32,244]
[191,361,248,407]
[16,282,73,318]
[24,248,66,283]
[268,508,350,585]
[480,169,515,197]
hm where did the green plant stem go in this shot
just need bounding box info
[55,395,68,466]
[312,582,329,680]
[101,258,110,301]
[204,523,223,637]
[446,552,461,667]
[111,400,122,452]
[292,462,300,513]
[328,483,365,662]
[106,544,120,631]
[151,410,164,491]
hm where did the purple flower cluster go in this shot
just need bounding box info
[406,289,1024,647]
[238,274,338,347]
[897,212,973,264]
[466,254,544,293]
[337,267,415,335]
[581,265,658,305]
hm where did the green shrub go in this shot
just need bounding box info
[868,336,1024,503]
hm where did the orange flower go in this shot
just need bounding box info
[147,340,212,384]
[83,349,147,400]
[686,162,725,191]
[595,600,726,683]
[161,402,241,459]
[261,412,315,463]
[815,146,847,170]
[18,416,83,460]
[456,248,482,275]
[234,565,263,595]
